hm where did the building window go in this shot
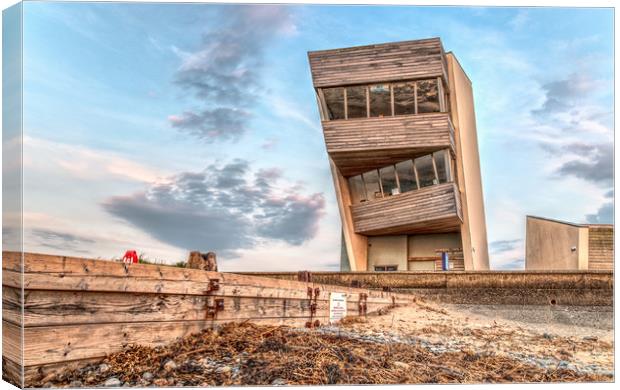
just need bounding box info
[374,265,398,272]
[417,79,440,113]
[395,160,418,192]
[362,170,382,200]
[347,149,453,204]
[433,150,450,183]
[379,165,399,196]
[414,154,437,188]
[346,86,367,118]
[321,79,445,121]
[348,175,367,203]
[369,84,392,117]
[393,82,416,116]
[322,88,345,120]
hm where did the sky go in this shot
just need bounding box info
[5,2,614,270]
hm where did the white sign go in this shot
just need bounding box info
[329,292,347,323]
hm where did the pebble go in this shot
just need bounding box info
[69,380,83,387]
[42,382,54,388]
[583,336,598,342]
[142,372,153,381]
[99,364,111,373]
[272,378,287,386]
[103,377,122,387]
[216,366,232,374]
[153,378,168,386]
[542,333,553,340]
[163,359,177,372]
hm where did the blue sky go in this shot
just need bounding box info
[13,2,613,270]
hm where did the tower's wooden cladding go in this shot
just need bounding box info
[308,38,448,88]
[351,183,462,235]
[324,112,455,177]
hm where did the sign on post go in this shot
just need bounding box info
[329,292,347,323]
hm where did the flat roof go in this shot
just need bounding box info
[526,215,613,229]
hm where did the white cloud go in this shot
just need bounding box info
[23,136,166,183]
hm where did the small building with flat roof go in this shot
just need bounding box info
[525,215,613,271]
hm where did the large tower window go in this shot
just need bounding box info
[319,79,445,120]
[346,86,367,118]
[348,175,367,204]
[393,82,416,115]
[322,87,345,120]
[347,149,453,204]
[414,154,437,188]
[362,170,382,200]
[433,150,450,183]
[379,165,399,196]
[369,84,392,117]
[417,79,440,113]
[395,160,418,192]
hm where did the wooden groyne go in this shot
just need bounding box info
[1,252,413,387]
[239,270,614,306]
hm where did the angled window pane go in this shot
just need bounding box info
[433,150,449,184]
[393,82,416,116]
[362,170,382,200]
[346,86,367,118]
[415,155,437,188]
[395,160,417,193]
[379,165,399,196]
[369,84,391,117]
[417,80,440,113]
[348,175,367,204]
[322,88,345,120]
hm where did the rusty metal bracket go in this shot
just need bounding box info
[207,278,220,293]
[206,297,225,319]
[358,293,368,316]
[306,286,321,327]
[205,278,222,319]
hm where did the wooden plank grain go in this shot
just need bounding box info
[13,290,393,326]
[21,318,335,366]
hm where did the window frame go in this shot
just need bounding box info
[320,78,448,121]
[374,265,398,272]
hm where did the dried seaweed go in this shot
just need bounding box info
[33,322,612,387]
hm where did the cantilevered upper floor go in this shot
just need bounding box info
[308,38,452,176]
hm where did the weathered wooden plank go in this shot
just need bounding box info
[2,286,22,325]
[3,320,22,365]
[20,318,334,366]
[2,355,23,388]
[308,38,448,88]
[7,289,392,326]
[3,252,406,302]
[2,271,401,306]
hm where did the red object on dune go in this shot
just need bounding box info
[122,250,138,264]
